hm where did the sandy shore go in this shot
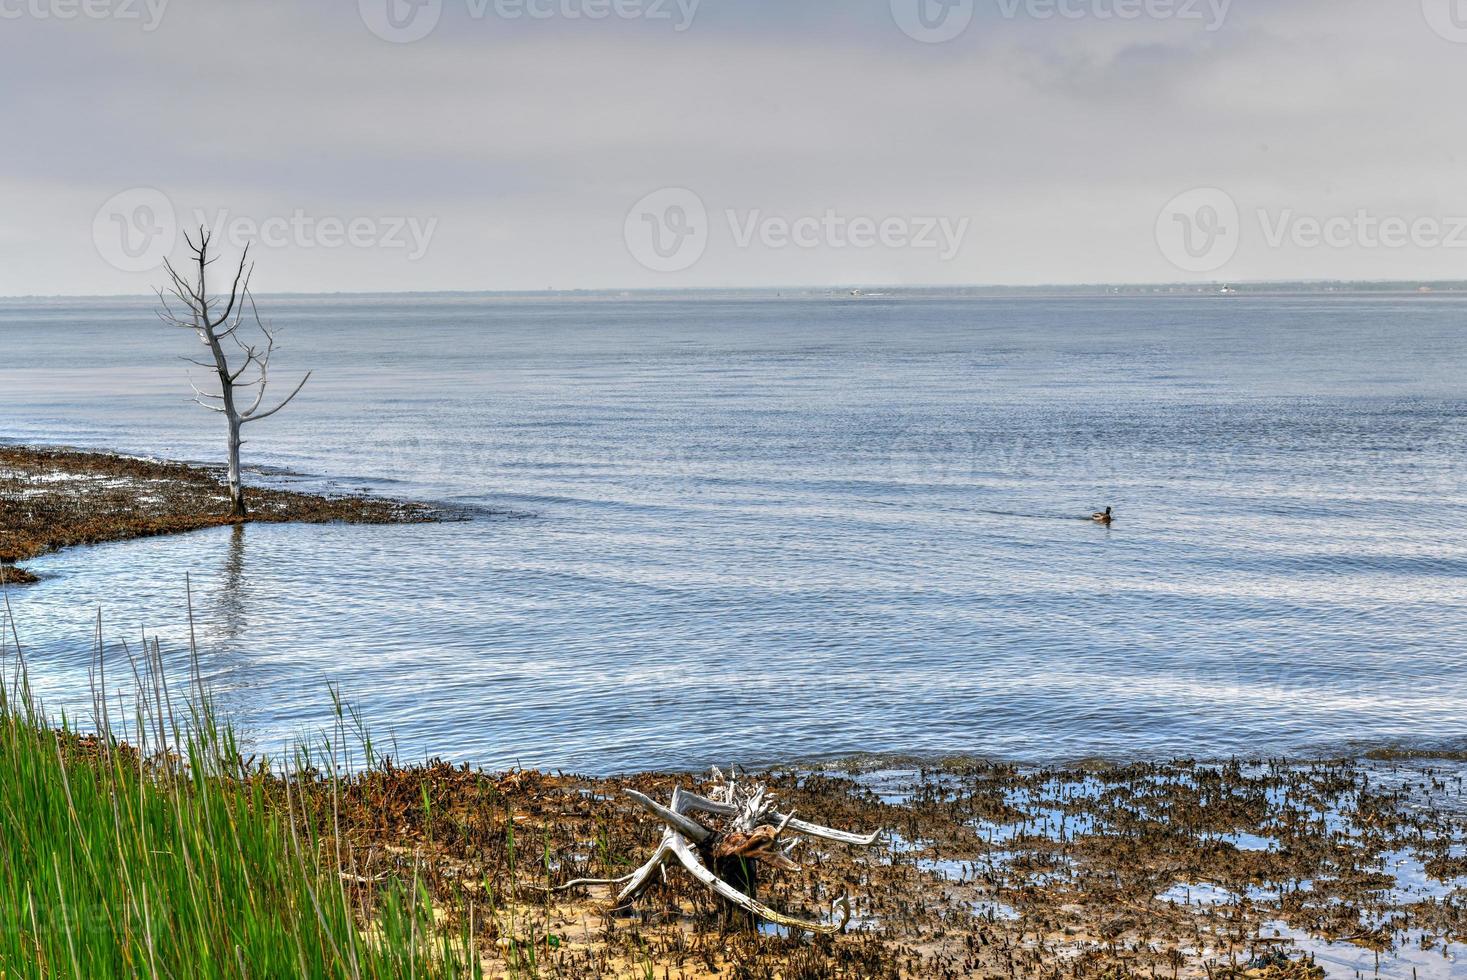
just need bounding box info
[0,443,440,584]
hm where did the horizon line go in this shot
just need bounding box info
[4,277,1467,301]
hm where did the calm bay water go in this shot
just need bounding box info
[2,292,1465,772]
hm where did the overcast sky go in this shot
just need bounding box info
[2,0,1466,295]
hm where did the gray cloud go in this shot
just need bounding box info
[2,0,1465,294]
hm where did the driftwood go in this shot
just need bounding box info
[548,769,881,934]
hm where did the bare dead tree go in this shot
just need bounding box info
[157,229,311,518]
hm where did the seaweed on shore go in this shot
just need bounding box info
[0,444,440,582]
[262,754,1467,978]
[10,674,1467,977]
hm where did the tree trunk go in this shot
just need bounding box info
[226,415,246,518]
[203,305,246,520]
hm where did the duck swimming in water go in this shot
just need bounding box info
[1092,507,1113,524]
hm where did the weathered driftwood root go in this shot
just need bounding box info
[551,771,880,935]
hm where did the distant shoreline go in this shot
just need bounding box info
[3,280,1467,302]
[0,443,441,585]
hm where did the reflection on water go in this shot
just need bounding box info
[2,293,1467,773]
[218,523,248,645]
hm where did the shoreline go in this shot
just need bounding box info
[9,696,1467,978]
[5,441,1467,975]
[306,754,1467,978]
[0,442,443,585]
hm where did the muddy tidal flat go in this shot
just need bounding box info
[267,755,1467,978]
[0,443,440,584]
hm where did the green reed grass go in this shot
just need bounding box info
[0,588,483,980]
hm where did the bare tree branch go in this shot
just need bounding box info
[243,370,312,424]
